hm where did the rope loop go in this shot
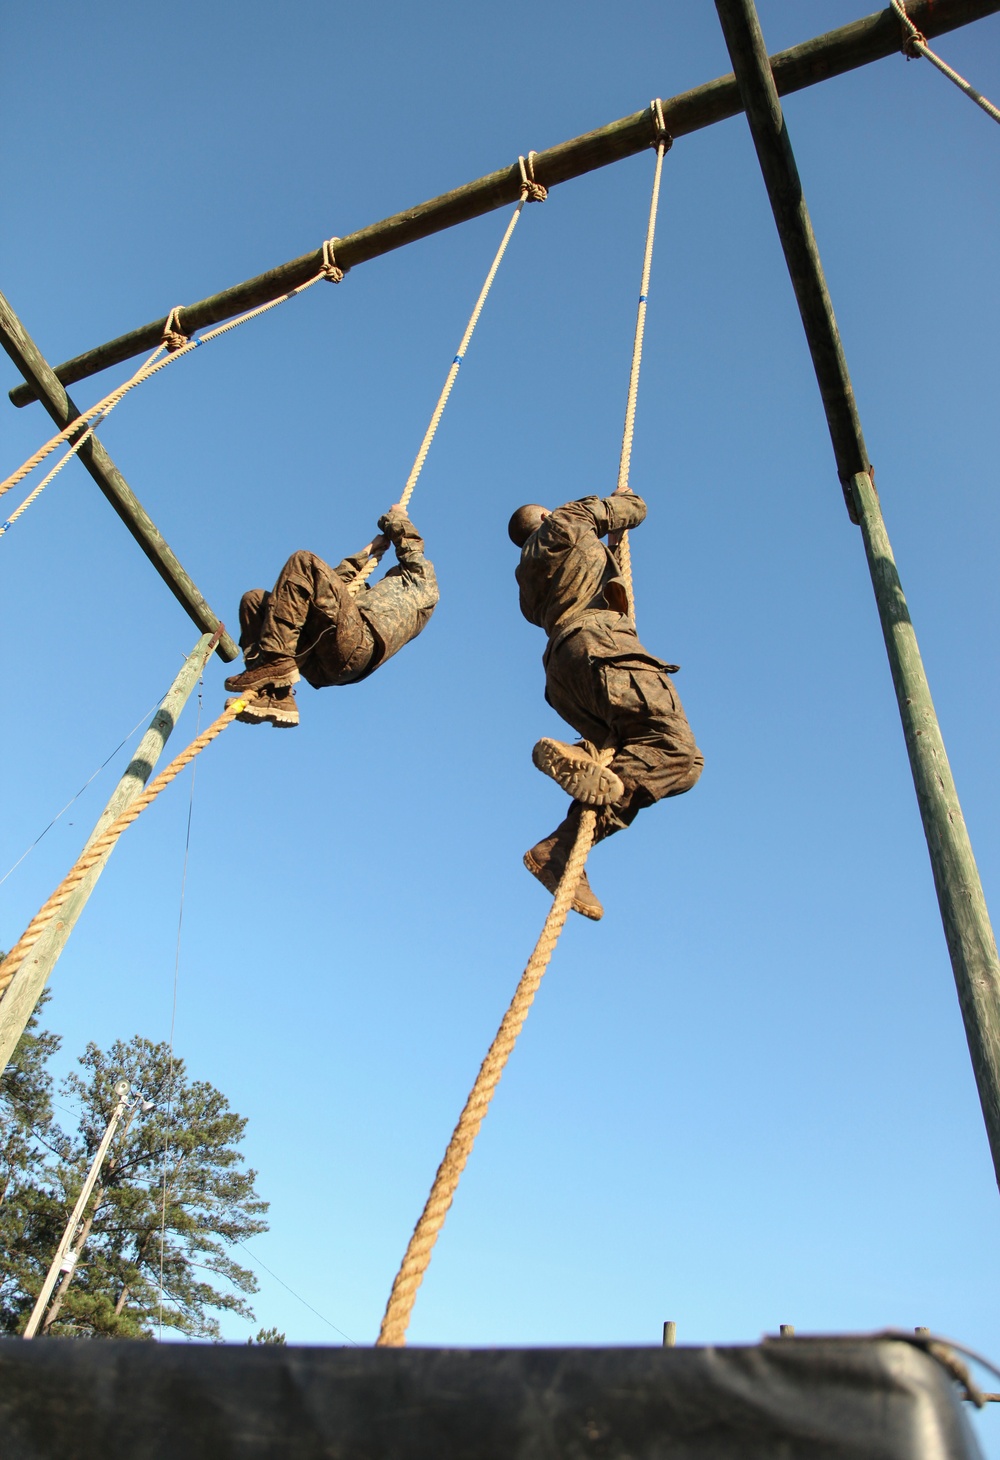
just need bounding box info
[161,306,190,352]
[891,0,927,57]
[650,98,673,152]
[321,237,346,283]
[518,152,548,203]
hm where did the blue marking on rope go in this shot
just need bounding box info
[639,294,648,303]
[0,522,10,536]
[453,354,464,364]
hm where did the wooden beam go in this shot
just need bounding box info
[0,291,238,661]
[0,633,217,1071]
[715,0,1000,1196]
[9,0,997,408]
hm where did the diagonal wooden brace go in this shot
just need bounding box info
[0,289,237,661]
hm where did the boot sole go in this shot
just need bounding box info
[532,738,624,808]
[523,849,604,921]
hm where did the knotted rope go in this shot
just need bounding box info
[376,122,669,1347]
[346,158,547,595]
[0,234,348,512]
[0,692,247,1001]
[610,99,671,617]
[892,0,1000,124]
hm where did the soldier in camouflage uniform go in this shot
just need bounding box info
[225,506,439,727]
[510,490,703,920]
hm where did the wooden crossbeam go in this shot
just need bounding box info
[8,0,997,408]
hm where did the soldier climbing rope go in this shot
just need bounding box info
[377,105,672,1348]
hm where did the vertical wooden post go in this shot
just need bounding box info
[662,1321,677,1347]
[0,290,237,662]
[715,0,1000,1194]
[0,633,216,1070]
[779,1324,795,1339]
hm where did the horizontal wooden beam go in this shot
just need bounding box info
[0,290,238,661]
[9,0,998,408]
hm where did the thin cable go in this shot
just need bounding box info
[234,1240,359,1346]
[157,679,203,1341]
[892,0,1000,123]
[0,693,165,888]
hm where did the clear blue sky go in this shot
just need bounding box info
[3,0,1000,1448]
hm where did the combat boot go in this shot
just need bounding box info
[532,737,623,806]
[224,654,299,694]
[226,687,300,728]
[523,812,604,921]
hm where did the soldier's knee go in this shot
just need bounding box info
[678,746,705,795]
[282,549,320,575]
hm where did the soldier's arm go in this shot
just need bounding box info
[588,492,648,537]
[332,533,390,584]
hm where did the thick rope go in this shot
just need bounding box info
[347,168,545,595]
[892,0,1000,124]
[610,103,671,618]
[377,797,598,1347]
[0,238,346,506]
[0,696,247,999]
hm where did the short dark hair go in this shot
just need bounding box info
[508,504,548,547]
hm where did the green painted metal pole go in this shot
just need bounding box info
[0,291,237,662]
[9,0,997,407]
[715,0,1000,1191]
[0,633,216,1071]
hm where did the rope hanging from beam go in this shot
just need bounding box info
[892,0,1000,123]
[0,683,246,1002]
[0,237,347,513]
[346,156,547,594]
[376,111,671,1347]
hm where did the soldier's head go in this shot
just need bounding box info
[508,504,549,547]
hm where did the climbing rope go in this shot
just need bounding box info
[892,0,1000,125]
[611,100,671,618]
[376,112,669,1346]
[346,155,547,595]
[0,692,247,1000]
[377,801,598,1347]
[0,413,105,538]
[0,239,348,510]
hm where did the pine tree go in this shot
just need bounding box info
[1,1028,269,1340]
[0,987,68,1332]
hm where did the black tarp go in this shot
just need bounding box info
[0,1334,983,1459]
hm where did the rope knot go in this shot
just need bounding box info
[321,237,346,282]
[161,307,190,352]
[518,152,548,203]
[891,0,925,57]
[650,98,673,152]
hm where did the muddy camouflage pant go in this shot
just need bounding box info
[544,619,704,841]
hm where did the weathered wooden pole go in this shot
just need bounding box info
[0,632,217,1070]
[715,0,1000,1193]
[0,292,237,662]
[8,0,997,406]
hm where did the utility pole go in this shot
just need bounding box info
[23,1080,131,1339]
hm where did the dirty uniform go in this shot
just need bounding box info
[517,493,703,839]
[239,520,439,689]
